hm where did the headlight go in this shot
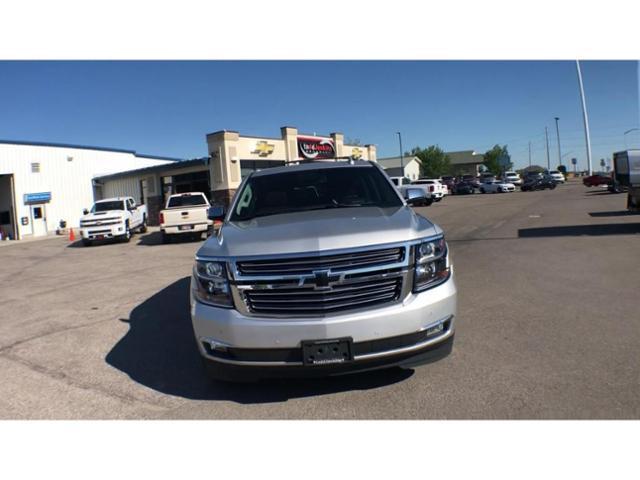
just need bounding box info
[413,237,450,292]
[193,260,233,308]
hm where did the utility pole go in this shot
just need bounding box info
[554,117,562,167]
[545,127,550,170]
[576,60,593,175]
[528,141,532,167]
[396,132,404,176]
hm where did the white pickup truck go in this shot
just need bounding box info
[411,179,446,202]
[159,192,213,243]
[79,197,147,246]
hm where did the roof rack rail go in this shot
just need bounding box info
[284,156,363,166]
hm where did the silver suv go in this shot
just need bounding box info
[190,160,457,381]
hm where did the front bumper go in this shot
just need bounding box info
[80,224,125,240]
[191,271,457,380]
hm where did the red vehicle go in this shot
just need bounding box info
[583,174,612,187]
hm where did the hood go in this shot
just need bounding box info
[80,210,125,221]
[197,206,441,258]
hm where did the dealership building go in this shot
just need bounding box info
[95,126,377,225]
[0,140,179,240]
[0,127,377,239]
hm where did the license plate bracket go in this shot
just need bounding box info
[301,338,353,365]
[179,225,193,231]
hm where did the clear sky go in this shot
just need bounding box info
[0,61,638,171]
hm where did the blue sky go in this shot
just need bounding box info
[0,61,637,171]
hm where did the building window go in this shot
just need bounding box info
[31,162,41,173]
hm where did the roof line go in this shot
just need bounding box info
[0,139,183,161]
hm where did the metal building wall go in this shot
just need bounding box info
[0,143,173,239]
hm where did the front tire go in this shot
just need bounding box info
[121,222,131,243]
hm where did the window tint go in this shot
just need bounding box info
[167,194,208,208]
[231,166,402,221]
[92,201,125,212]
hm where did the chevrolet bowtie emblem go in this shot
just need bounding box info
[253,141,275,157]
[308,270,341,290]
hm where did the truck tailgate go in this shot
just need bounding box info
[162,206,209,227]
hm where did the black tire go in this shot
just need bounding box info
[139,216,147,233]
[121,222,131,243]
[550,184,556,190]
[161,231,170,244]
[435,197,442,202]
[82,238,92,247]
[480,188,485,194]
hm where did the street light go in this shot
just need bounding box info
[624,128,639,148]
[396,132,404,176]
[576,60,593,175]
[554,117,562,167]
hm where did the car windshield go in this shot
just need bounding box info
[167,194,208,208]
[92,201,124,212]
[230,166,403,221]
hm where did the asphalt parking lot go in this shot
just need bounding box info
[1,180,638,419]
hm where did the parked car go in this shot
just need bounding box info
[583,173,612,187]
[521,175,557,191]
[159,192,213,243]
[461,174,480,189]
[547,170,566,183]
[440,175,456,194]
[389,176,412,187]
[412,178,445,202]
[452,181,475,195]
[79,197,147,246]
[192,160,457,381]
[503,171,522,186]
[524,171,544,181]
[479,180,516,193]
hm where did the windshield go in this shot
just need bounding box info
[167,194,208,208]
[92,201,124,212]
[230,166,403,221]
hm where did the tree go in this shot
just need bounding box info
[483,144,512,174]
[523,164,545,174]
[557,165,567,174]
[410,145,451,178]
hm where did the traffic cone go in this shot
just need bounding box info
[69,228,75,242]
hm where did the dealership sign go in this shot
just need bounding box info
[297,136,335,160]
[23,192,51,204]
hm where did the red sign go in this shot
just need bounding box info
[297,136,335,160]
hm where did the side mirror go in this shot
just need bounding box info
[83,209,89,215]
[404,188,426,206]
[208,205,225,221]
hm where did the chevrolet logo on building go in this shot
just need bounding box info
[253,141,275,157]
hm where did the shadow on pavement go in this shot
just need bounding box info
[105,277,413,404]
[136,231,207,246]
[589,211,633,218]
[519,223,640,238]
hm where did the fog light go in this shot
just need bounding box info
[426,322,444,337]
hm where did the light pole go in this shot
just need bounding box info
[396,132,404,176]
[545,127,550,170]
[528,141,532,167]
[554,117,562,167]
[624,128,639,149]
[576,60,593,175]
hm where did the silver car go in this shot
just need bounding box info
[190,160,457,381]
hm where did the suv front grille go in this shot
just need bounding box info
[242,275,403,315]
[236,247,405,276]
